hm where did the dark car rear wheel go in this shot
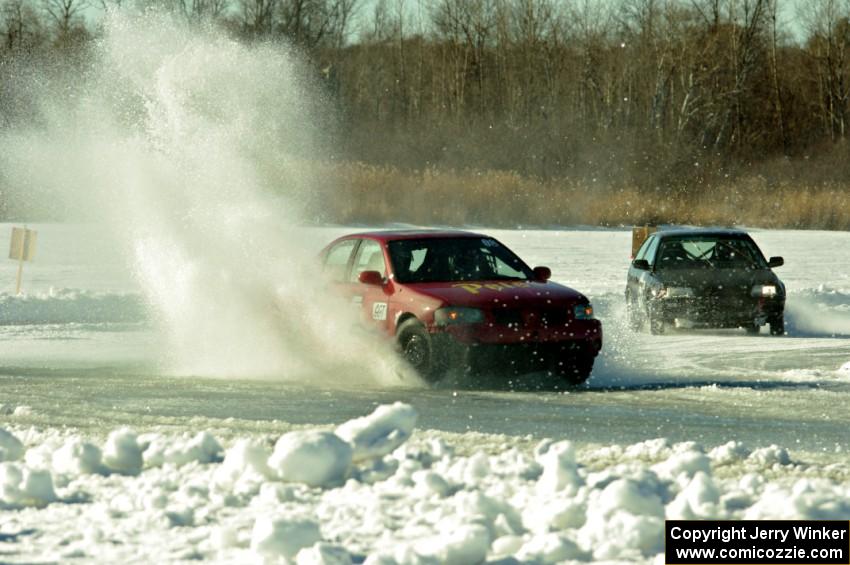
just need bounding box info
[769,314,785,336]
[552,354,594,385]
[397,319,447,382]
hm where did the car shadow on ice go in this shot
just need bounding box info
[432,371,827,394]
[434,369,591,393]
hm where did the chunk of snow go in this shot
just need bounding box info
[516,533,588,563]
[595,478,664,519]
[666,472,720,520]
[709,441,751,465]
[268,430,352,488]
[652,450,711,481]
[52,438,103,475]
[523,496,586,532]
[250,516,322,559]
[142,431,222,468]
[0,463,56,507]
[412,524,490,565]
[295,542,352,565]
[102,428,143,475]
[215,438,273,486]
[335,402,417,461]
[412,470,451,498]
[536,440,581,494]
[749,445,791,466]
[624,438,672,459]
[584,511,664,559]
[0,428,24,462]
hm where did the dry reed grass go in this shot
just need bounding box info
[305,162,850,230]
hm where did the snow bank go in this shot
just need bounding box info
[0,404,848,562]
[0,288,146,325]
[787,285,850,336]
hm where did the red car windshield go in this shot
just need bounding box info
[388,237,535,283]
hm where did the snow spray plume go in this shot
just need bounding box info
[0,12,413,384]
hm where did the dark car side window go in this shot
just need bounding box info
[644,236,661,266]
[635,235,654,262]
[324,239,357,282]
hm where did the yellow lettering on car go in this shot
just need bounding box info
[453,282,531,294]
[453,283,483,295]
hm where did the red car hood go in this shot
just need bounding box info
[401,279,587,308]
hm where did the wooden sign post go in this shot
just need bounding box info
[9,227,37,295]
[631,225,657,258]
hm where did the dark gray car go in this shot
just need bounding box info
[625,228,785,335]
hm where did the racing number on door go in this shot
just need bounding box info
[372,302,388,321]
[349,239,390,330]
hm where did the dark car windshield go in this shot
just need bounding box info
[388,237,535,283]
[655,237,768,270]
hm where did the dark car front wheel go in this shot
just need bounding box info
[769,314,785,336]
[626,294,643,332]
[552,353,594,385]
[397,319,447,382]
[647,304,666,335]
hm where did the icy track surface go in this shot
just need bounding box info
[2,224,850,563]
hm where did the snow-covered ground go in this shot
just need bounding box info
[2,224,850,563]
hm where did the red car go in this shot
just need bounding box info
[320,230,602,384]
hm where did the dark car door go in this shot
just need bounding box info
[627,234,660,302]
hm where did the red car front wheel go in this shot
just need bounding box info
[397,319,447,382]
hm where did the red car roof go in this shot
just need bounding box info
[342,229,487,243]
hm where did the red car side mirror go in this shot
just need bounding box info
[358,270,384,286]
[533,266,551,282]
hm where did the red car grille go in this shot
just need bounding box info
[491,308,568,327]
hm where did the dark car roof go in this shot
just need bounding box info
[653,227,752,239]
[342,229,487,242]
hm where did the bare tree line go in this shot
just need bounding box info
[4,0,850,195]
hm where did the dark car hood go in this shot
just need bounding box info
[655,268,782,292]
[402,279,586,308]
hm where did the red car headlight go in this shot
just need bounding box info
[435,307,485,325]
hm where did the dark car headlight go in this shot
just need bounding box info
[435,307,485,325]
[653,286,695,299]
[751,284,778,297]
[574,304,595,320]
[663,286,695,299]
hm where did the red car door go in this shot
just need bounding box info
[347,238,393,334]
